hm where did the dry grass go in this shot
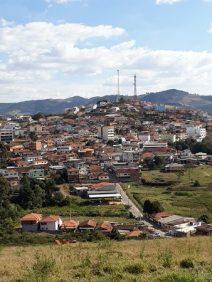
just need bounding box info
[0,237,211,281]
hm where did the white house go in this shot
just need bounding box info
[0,168,19,179]
[172,221,202,234]
[40,215,63,231]
[57,145,72,153]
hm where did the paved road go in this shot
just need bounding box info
[116,183,143,219]
[116,183,166,236]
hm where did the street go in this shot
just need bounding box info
[116,183,166,236]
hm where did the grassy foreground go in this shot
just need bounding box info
[0,237,211,281]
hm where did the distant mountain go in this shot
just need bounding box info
[142,89,212,113]
[0,89,211,115]
[0,95,120,116]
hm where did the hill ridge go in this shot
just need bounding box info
[0,89,211,115]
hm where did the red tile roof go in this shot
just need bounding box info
[21,213,42,222]
[40,215,60,223]
[61,220,79,230]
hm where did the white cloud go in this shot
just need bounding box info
[45,0,79,4]
[0,20,212,102]
[208,23,212,34]
[156,0,212,4]
[156,0,184,4]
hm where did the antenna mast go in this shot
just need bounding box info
[133,74,137,99]
[116,69,120,102]
[117,69,120,96]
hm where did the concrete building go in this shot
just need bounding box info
[98,125,115,141]
[28,168,45,179]
[186,126,207,142]
[0,128,14,143]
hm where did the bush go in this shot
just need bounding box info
[180,258,194,269]
[193,180,201,187]
[124,263,144,275]
[24,253,56,281]
[198,214,209,223]
[158,249,173,268]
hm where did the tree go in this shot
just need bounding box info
[19,176,34,209]
[52,191,65,206]
[0,205,19,235]
[143,199,164,214]
[44,179,58,206]
[154,156,164,168]
[152,201,164,213]
[0,142,10,168]
[198,214,209,223]
[143,200,152,214]
[32,112,45,121]
[193,180,201,187]
[143,158,155,170]
[33,185,45,208]
[0,176,10,208]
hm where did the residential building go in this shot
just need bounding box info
[21,213,42,232]
[40,215,63,231]
[98,125,115,141]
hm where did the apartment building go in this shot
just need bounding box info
[98,125,115,141]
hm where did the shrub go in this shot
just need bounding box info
[148,264,157,272]
[158,249,173,268]
[198,214,209,224]
[180,258,194,269]
[124,263,144,275]
[193,180,201,187]
[24,253,56,281]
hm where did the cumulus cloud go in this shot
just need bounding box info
[0,20,212,102]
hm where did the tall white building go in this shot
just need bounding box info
[98,125,115,142]
[186,126,207,142]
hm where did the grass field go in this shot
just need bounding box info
[0,237,211,281]
[124,166,212,221]
[22,193,132,224]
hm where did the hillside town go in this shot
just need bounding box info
[0,98,212,242]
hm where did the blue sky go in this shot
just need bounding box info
[0,0,212,102]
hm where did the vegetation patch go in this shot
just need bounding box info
[180,258,194,269]
[124,263,144,275]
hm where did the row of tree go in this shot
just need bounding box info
[17,176,69,209]
[0,175,70,235]
[172,138,212,155]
